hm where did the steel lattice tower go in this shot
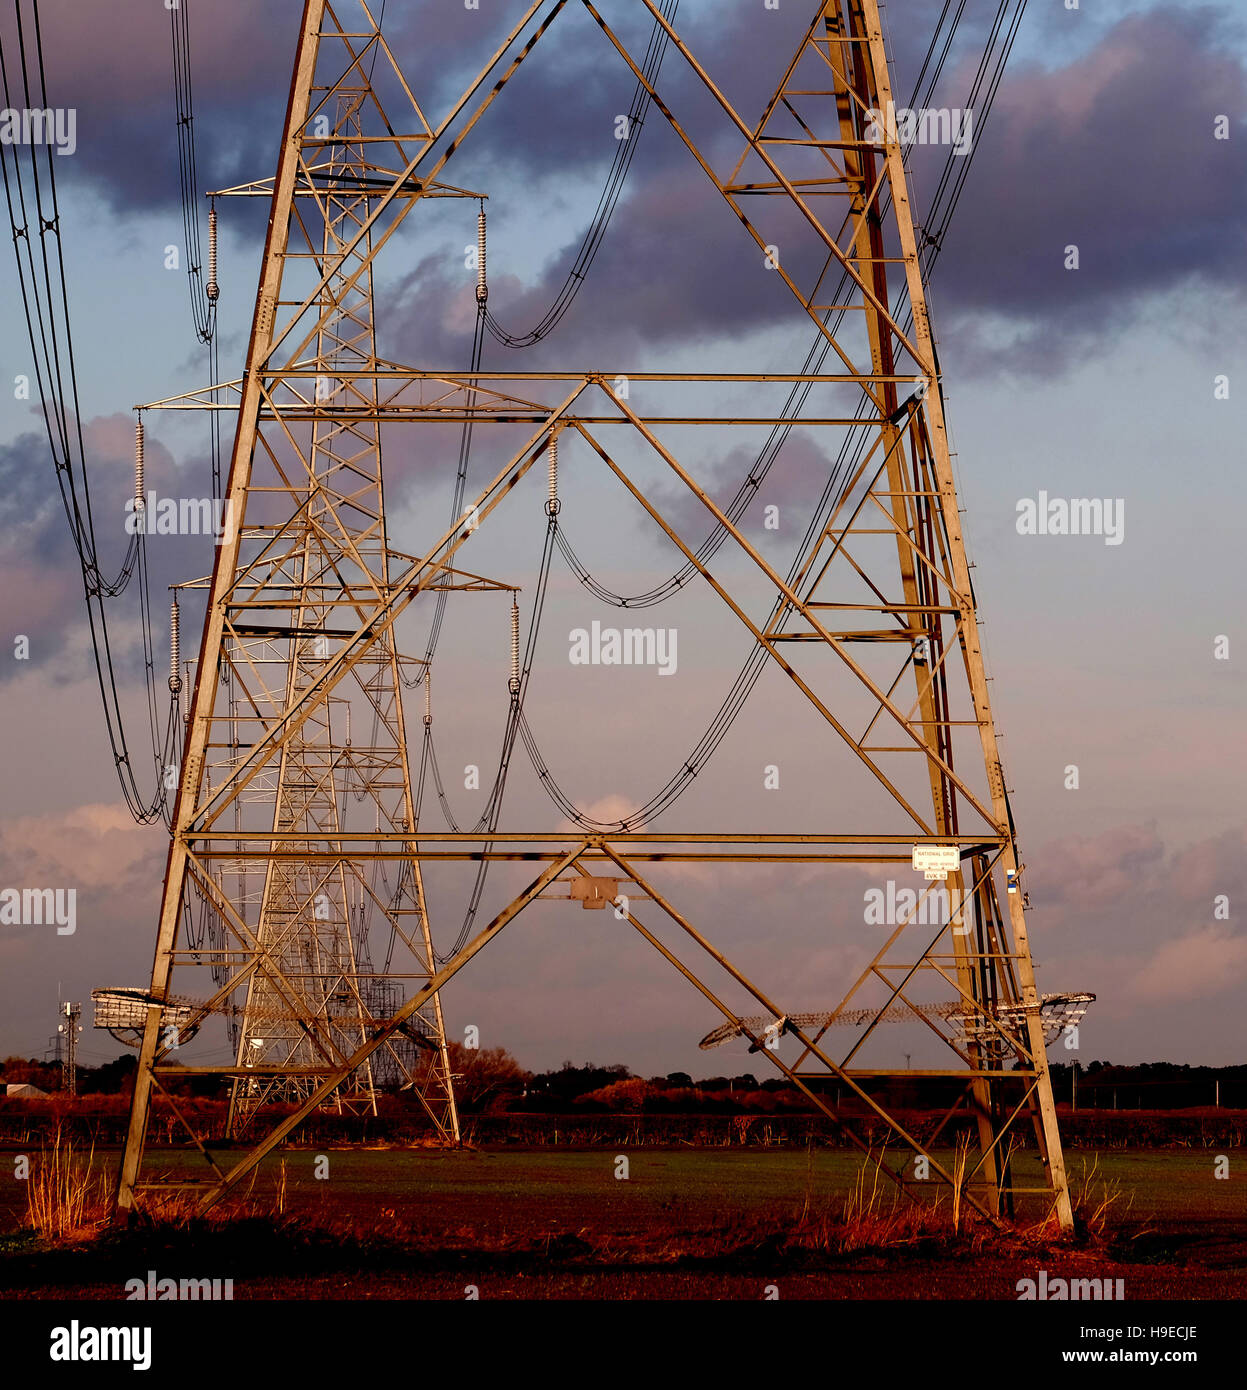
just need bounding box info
[118,0,1074,1233]
[224,87,459,1137]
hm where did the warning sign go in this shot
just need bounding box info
[911,844,960,880]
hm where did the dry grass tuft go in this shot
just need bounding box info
[1069,1154,1128,1238]
[779,1147,999,1255]
[24,1126,110,1243]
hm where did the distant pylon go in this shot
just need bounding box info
[225,86,459,1140]
[116,1,493,1210]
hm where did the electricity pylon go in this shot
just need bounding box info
[118,0,1073,1233]
[117,4,477,1209]
[223,86,461,1138]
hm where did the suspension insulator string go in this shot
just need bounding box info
[206,203,219,303]
[476,205,488,305]
[134,415,146,525]
[424,669,432,726]
[169,595,183,698]
[546,429,560,516]
[508,599,520,697]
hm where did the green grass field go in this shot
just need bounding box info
[2,1146,1243,1299]
[106,1144,1245,1225]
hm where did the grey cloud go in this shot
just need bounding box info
[925,8,1247,370]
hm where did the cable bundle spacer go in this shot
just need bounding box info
[475,206,488,305]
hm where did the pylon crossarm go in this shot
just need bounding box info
[135,368,936,420]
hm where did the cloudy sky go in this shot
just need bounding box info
[0,0,1243,1079]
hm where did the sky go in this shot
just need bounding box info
[0,0,1243,1080]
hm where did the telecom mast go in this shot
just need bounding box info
[58,1002,82,1097]
[118,0,1074,1233]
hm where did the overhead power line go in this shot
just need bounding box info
[0,0,179,824]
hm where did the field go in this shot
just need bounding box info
[2,1145,1244,1299]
